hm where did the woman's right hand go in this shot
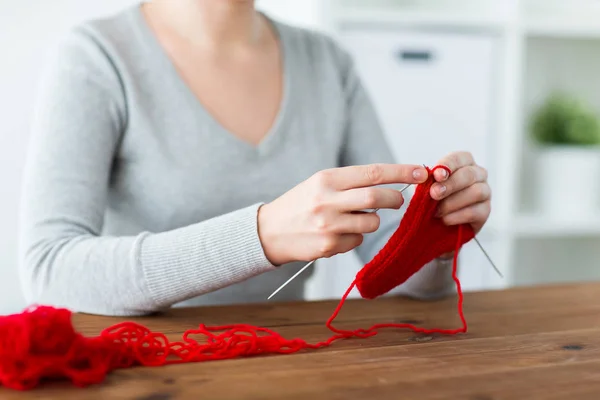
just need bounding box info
[257,164,429,265]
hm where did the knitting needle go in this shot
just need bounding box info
[429,163,503,278]
[267,236,502,300]
[428,162,503,279]
[267,260,316,300]
[473,237,503,278]
[267,184,413,301]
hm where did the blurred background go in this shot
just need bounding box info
[1,0,599,314]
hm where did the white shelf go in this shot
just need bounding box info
[525,19,600,39]
[337,8,510,32]
[514,214,600,237]
[337,6,600,41]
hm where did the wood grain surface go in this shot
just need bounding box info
[2,282,600,399]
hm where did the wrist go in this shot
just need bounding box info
[257,203,287,266]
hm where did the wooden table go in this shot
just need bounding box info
[3,282,600,399]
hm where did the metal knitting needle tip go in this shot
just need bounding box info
[268,260,316,300]
[474,236,503,278]
[373,184,412,213]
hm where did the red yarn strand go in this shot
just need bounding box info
[0,165,474,391]
[324,224,468,339]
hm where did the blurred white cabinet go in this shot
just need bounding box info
[338,28,498,169]
[306,27,502,301]
[334,28,500,292]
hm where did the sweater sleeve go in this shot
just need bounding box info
[18,29,276,317]
[333,40,456,300]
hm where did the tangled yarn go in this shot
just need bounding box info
[0,165,474,390]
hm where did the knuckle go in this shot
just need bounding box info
[313,170,333,188]
[463,151,474,162]
[480,166,488,180]
[449,153,461,168]
[319,235,337,256]
[309,193,326,213]
[473,183,488,201]
[363,188,378,208]
[366,164,384,185]
[480,186,489,199]
[467,166,478,184]
[314,215,330,232]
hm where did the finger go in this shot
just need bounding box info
[320,234,364,258]
[436,182,491,217]
[336,233,365,255]
[330,212,381,234]
[322,163,428,191]
[441,201,491,229]
[434,151,475,182]
[335,187,404,212]
[431,165,488,200]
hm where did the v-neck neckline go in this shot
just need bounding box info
[128,3,293,156]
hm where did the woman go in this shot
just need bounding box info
[18,0,491,316]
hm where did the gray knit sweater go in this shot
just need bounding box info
[18,4,454,316]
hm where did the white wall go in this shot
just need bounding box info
[0,0,146,315]
[257,0,333,32]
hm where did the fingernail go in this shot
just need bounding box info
[437,185,446,196]
[438,169,448,180]
[413,168,426,180]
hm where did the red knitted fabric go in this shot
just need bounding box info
[0,165,474,391]
[356,165,475,299]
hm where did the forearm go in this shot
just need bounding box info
[19,204,276,316]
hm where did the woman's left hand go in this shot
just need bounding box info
[430,151,491,235]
